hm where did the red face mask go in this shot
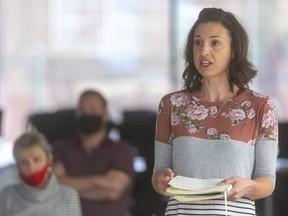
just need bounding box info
[20,164,49,187]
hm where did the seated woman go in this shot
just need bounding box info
[0,131,82,216]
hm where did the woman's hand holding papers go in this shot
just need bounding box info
[152,168,174,195]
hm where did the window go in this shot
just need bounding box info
[0,0,287,141]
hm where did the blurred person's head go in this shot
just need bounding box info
[75,89,109,137]
[13,131,52,188]
[182,7,257,93]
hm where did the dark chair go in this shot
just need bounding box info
[28,109,78,144]
[119,110,167,216]
[272,122,288,216]
[278,122,288,158]
[28,109,118,145]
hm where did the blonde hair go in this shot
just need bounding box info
[13,131,51,161]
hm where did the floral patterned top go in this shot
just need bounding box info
[154,88,278,216]
[156,88,278,145]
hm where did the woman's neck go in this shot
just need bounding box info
[198,82,238,102]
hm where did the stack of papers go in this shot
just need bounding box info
[166,175,232,201]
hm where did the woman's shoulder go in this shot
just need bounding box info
[246,88,268,98]
[238,88,276,110]
[0,184,20,197]
[56,182,79,198]
[239,88,271,102]
[159,90,192,103]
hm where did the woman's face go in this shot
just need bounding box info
[193,22,233,80]
[17,145,49,176]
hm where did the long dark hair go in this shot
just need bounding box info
[182,7,257,93]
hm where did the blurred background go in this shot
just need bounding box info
[0,0,287,142]
[0,0,288,215]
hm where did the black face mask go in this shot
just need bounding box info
[75,115,103,135]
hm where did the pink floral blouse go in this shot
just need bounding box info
[156,88,278,145]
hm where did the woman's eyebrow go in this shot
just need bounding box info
[194,34,222,38]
